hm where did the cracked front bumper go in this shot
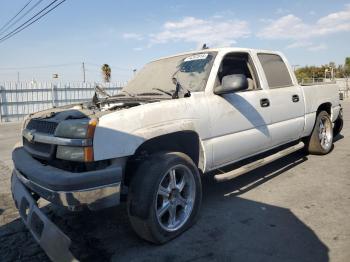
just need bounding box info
[14,168,121,211]
[11,147,124,261]
[11,173,78,262]
[12,147,123,211]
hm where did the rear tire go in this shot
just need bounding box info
[333,108,343,137]
[127,152,202,244]
[305,111,333,155]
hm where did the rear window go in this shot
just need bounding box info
[258,54,293,88]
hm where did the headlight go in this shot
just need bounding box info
[55,119,94,138]
[56,146,94,162]
[55,118,97,162]
[57,120,89,138]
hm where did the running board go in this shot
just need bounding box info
[214,142,305,182]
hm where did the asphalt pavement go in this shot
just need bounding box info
[0,100,349,262]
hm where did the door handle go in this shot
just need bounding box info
[292,95,299,103]
[260,98,270,107]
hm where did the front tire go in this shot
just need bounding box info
[127,152,202,244]
[306,111,333,155]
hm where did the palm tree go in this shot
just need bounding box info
[101,64,111,82]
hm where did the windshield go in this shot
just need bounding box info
[123,52,217,96]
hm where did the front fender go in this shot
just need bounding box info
[93,119,198,161]
[93,94,210,162]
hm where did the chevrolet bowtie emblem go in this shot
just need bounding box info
[23,129,35,143]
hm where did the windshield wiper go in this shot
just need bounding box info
[120,90,136,97]
[152,88,172,96]
[137,92,164,96]
[92,84,111,108]
[95,84,111,97]
[171,77,191,99]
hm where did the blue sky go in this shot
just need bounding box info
[0,0,349,82]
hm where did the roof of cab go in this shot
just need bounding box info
[151,47,280,62]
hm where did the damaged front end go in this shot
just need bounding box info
[11,173,78,262]
[14,102,127,210]
[11,102,129,261]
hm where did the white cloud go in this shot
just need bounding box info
[212,15,223,19]
[275,8,290,15]
[133,47,143,51]
[259,18,273,23]
[257,14,310,39]
[286,41,313,49]
[163,17,205,30]
[309,10,316,16]
[258,4,350,40]
[148,16,250,47]
[286,41,328,51]
[307,43,327,52]
[123,5,347,52]
[122,33,143,40]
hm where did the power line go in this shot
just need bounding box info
[0,63,134,72]
[83,66,133,78]
[85,62,133,71]
[0,63,80,70]
[0,0,61,41]
[0,0,45,36]
[0,0,66,44]
[0,0,34,34]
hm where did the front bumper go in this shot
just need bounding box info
[11,174,78,262]
[11,147,124,261]
[12,147,123,210]
[14,168,121,211]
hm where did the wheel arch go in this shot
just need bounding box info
[124,131,204,186]
[316,102,332,117]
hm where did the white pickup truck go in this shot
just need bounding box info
[11,48,343,261]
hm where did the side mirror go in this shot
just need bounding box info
[214,74,248,95]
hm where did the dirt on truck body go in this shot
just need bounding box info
[10,47,343,261]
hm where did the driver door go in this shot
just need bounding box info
[207,53,271,169]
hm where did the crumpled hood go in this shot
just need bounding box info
[25,100,141,122]
[27,104,98,121]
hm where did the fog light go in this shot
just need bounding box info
[56,146,94,162]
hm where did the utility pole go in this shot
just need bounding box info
[331,67,334,80]
[82,62,86,83]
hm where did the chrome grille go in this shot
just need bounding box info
[26,119,58,135]
[23,138,55,159]
[24,118,58,159]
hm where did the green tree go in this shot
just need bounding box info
[345,57,350,77]
[101,64,112,82]
[336,65,344,78]
[295,68,309,83]
[295,65,326,82]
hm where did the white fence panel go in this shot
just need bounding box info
[0,82,123,122]
[337,78,350,99]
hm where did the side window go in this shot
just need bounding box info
[258,54,293,89]
[216,53,260,91]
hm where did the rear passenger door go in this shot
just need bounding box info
[257,53,305,147]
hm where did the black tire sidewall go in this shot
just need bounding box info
[308,111,333,154]
[128,152,202,244]
[333,108,343,137]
